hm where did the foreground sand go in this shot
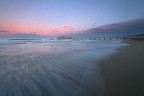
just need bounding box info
[99,40,144,96]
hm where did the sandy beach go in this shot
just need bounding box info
[99,40,144,96]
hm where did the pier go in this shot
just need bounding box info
[57,36,144,40]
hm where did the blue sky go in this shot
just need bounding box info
[0,0,144,35]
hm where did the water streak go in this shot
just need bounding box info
[0,39,127,96]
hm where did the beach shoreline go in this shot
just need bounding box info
[99,40,144,96]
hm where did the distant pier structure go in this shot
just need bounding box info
[57,36,144,40]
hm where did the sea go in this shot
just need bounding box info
[0,38,128,96]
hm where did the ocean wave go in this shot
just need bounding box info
[0,38,48,45]
[0,39,128,96]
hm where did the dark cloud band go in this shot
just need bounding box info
[0,30,8,32]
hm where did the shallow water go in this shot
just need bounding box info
[0,39,127,96]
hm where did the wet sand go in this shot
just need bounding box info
[99,40,144,96]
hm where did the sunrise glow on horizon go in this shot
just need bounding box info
[1,0,144,35]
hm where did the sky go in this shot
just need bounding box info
[0,0,144,35]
